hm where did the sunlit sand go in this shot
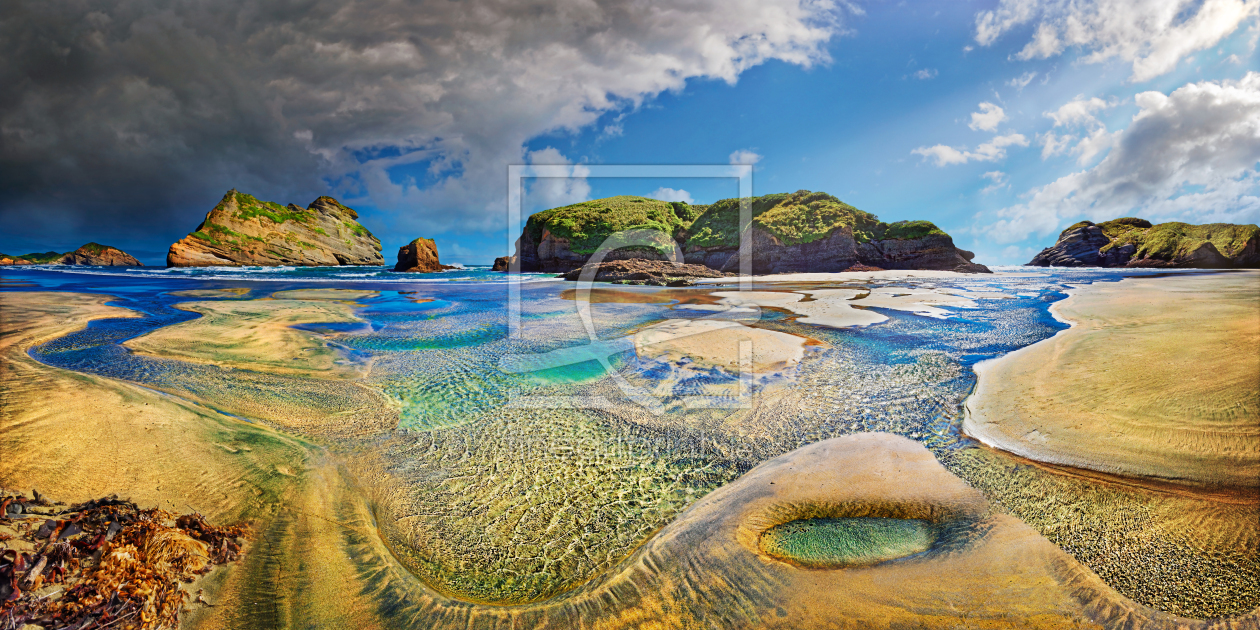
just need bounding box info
[965,272,1260,489]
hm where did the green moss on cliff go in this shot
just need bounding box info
[78,242,115,254]
[17,251,64,263]
[231,192,311,224]
[684,191,886,249]
[876,220,946,241]
[1101,222,1260,260]
[525,196,687,256]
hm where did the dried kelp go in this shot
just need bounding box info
[0,492,245,629]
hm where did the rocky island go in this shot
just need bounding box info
[0,243,141,266]
[1028,218,1259,268]
[166,190,383,267]
[502,190,988,276]
[394,237,458,273]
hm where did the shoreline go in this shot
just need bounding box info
[963,271,1260,490]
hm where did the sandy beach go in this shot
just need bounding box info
[965,271,1260,489]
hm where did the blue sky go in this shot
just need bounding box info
[3,0,1257,266]
[365,0,1260,266]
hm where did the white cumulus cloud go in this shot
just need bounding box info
[973,0,1259,82]
[969,102,1008,131]
[647,187,695,203]
[913,68,938,79]
[729,149,764,165]
[913,133,1029,166]
[982,72,1260,244]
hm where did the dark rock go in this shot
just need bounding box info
[1028,223,1111,267]
[491,255,515,272]
[394,237,457,273]
[561,259,730,284]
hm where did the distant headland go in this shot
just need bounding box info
[1028,218,1259,268]
[0,243,141,267]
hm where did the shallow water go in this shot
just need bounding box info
[2,263,1256,617]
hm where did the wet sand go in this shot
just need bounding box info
[125,295,372,379]
[6,288,1259,628]
[965,272,1260,489]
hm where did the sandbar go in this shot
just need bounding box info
[965,272,1260,489]
[126,297,371,379]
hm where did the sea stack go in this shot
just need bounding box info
[503,190,988,275]
[166,189,383,267]
[394,237,457,273]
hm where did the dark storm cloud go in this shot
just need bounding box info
[0,0,843,251]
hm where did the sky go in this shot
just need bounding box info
[2,0,1257,266]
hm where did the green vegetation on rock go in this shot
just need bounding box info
[17,251,63,263]
[877,220,947,241]
[760,517,937,568]
[525,196,691,255]
[682,190,944,249]
[229,191,311,224]
[1099,221,1259,260]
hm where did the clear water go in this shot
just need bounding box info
[2,263,1253,615]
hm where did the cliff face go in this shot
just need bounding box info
[58,243,142,266]
[394,237,457,273]
[506,190,988,275]
[1028,218,1260,268]
[167,190,383,267]
[0,254,34,266]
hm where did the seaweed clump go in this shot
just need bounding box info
[1,491,245,630]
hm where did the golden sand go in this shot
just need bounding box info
[207,433,1257,629]
[125,297,370,379]
[965,272,1260,488]
[634,318,807,372]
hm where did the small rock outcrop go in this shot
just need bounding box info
[560,259,730,286]
[57,243,142,266]
[167,190,383,267]
[503,191,989,275]
[491,255,515,271]
[0,244,141,266]
[394,237,457,273]
[0,254,33,266]
[1028,218,1259,268]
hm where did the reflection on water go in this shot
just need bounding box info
[3,264,1256,617]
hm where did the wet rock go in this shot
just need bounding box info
[561,259,730,284]
[394,237,457,273]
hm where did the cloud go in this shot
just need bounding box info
[0,0,846,245]
[973,0,1259,82]
[969,102,1007,132]
[647,187,694,203]
[1045,96,1114,128]
[981,170,1008,194]
[913,68,938,80]
[729,149,764,165]
[1041,95,1120,165]
[521,148,591,213]
[913,133,1029,166]
[1006,71,1037,91]
[982,72,1260,244]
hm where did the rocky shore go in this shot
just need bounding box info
[503,191,988,277]
[1029,218,1260,268]
[166,189,383,267]
[560,259,729,286]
